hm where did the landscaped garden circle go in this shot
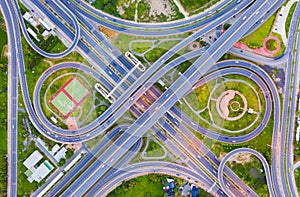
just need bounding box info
[209,79,262,133]
[263,35,281,53]
[216,90,248,121]
[266,39,278,51]
[180,74,267,135]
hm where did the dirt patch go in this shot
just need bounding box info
[98,26,119,40]
[66,143,82,152]
[227,152,253,165]
[147,0,175,17]
[66,117,78,130]
[219,152,227,161]
[2,45,8,58]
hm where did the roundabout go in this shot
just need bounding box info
[209,78,263,133]
[41,72,109,129]
[183,73,264,135]
[33,62,113,136]
[216,90,248,121]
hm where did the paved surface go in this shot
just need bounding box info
[4,0,300,196]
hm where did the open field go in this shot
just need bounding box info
[179,0,220,14]
[131,41,153,54]
[0,11,7,195]
[145,40,181,62]
[145,140,164,157]
[285,2,298,36]
[230,155,268,196]
[182,74,266,134]
[185,79,216,111]
[41,71,107,126]
[240,12,277,49]
[92,0,183,22]
[107,174,212,197]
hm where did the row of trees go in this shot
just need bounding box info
[0,151,7,196]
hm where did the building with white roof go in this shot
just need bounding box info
[51,144,60,155]
[54,147,67,162]
[23,150,43,169]
[38,18,51,31]
[27,28,40,42]
[297,127,300,142]
[23,12,32,21]
[248,108,254,114]
[50,116,58,124]
[23,12,38,27]
[29,19,38,27]
[42,30,50,38]
[28,161,53,183]
[50,30,57,36]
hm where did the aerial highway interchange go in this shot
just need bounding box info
[1,0,300,196]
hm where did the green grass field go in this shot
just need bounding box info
[42,73,99,123]
[0,29,7,61]
[272,32,286,57]
[107,174,212,197]
[240,11,277,49]
[51,92,75,116]
[212,81,260,111]
[294,168,300,194]
[178,0,219,13]
[0,11,7,194]
[199,108,273,163]
[185,79,216,111]
[285,2,298,36]
[230,156,268,196]
[179,73,267,136]
[131,41,153,54]
[65,78,89,103]
[145,140,165,157]
[210,81,261,131]
[266,39,278,51]
[145,40,181,62]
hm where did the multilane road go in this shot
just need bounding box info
[5,0,298,196]
[1,1,19,196]
[60,1,280,196]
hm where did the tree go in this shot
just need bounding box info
[57,158,66,167]
[65,149,74,159]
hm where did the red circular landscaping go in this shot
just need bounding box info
[189,41,200,50]
[263,36,281,54]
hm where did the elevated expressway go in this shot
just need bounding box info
[17,0,270,143]
[278,2,300,197]
[12,0,80,59]
[217,148,274,197]
[58,1,283,196]
[59,60,279,196]
[5,0,296,196]
[0,1,19,196]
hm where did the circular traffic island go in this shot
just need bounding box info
[216,90,248,121]
[36,64,110,129]
[263,35,281,53]
[209,78,263,133]
[266,39,278,51]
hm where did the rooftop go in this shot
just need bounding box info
[23,150,43,169]
[29,161,53,183]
